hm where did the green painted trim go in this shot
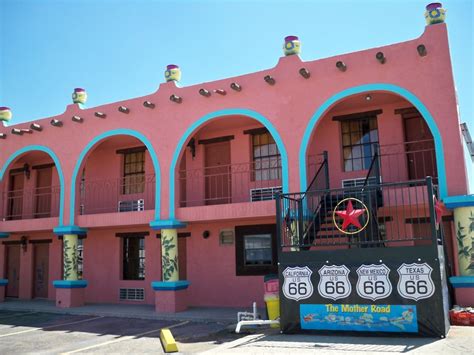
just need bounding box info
[53,225,87,236]
[443,195,474,209]
[0,279,8,286]
[70,129,161,225]
[299,83,448,199]
[53,280,88,289]
[0,145,66,225]
[449,276,474,288]
[0,232,9,239]
[168,108,289,219]
[151,280,190,291]
[150,219,187,230]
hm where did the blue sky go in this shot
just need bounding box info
[1,0,473,185]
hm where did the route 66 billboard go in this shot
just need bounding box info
[397,263,435,301]
[356,264,392,301]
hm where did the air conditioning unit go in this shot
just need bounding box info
[118,199,144,212]
[250,186,282,202]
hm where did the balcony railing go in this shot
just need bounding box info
[0,186,60,221]
[79,174,155,215]
[277,178,439,251]
[178,160,282,207]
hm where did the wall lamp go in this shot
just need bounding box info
[72,115,83,123]
[214,89,226,95]
[230,82,242,91]
[299,67,311,79]
[118,106,130,114]
[170,94,182,103]
[23,163,31,179]
[51,119,63,127]
[365,94,372,101]
[11,128,23,135]
[187,138,196,158]
[264,75,275,85]
[376,52,386,64]
[199,88,211,97]
[95,111,106,118]
[21,236,28,252]
[202,230,210,239]
[143,101,155,109]
[336,61,347,72]
[0,133,6,139]
[417,44,427,57]
[30,123,43,131]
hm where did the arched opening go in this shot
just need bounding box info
[0,149,63,221]
[174,114,287,210]
[305,92,438,189]
[74,135,157,217]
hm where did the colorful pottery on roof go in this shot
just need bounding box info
[72,88,87,105]
[283,35,301,56]
[424,3,446,25]
[165,64,181,82]
[0,107,12,126]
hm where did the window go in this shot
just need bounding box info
[122,236,145,280]
[252,132,281,181]
[341,116,379,172]
[235,224,277,276]
[122,150,145,194]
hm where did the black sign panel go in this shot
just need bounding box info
[279,246,449,337]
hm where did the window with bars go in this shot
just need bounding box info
[252,132,281,181]
[122,236,145,280]
[341,116,379,172]
[122,151,145,194]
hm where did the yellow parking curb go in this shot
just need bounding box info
[160,328,178,353]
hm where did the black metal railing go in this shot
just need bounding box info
[306,151,329,193]
[276,177,439,251]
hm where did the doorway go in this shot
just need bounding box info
[5,244,20,297]
[34,166,52,218]
[204,141,231,205]
[33,243,50,298]
[7,172,24,220]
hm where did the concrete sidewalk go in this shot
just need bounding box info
[205,326,474,354]
[0,298,260,324]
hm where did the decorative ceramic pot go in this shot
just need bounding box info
[283,35,301,56]
[165,64,181,82]
[425,3,446,25]
[72,88,87,105]
[0,107,12,126]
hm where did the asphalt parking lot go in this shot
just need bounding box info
[0,310,241,354]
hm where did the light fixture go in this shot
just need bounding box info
[72,115,83,123]
[365,94,372,101]
[375,52,386,64]
[21,236,28,252]
[23,163,31,179]
[187,138,196,158]
[214,89,226,95]
[170,94,182,103]
[417,44,427,57]
[143,101,155,109]
[299,67,311,79]
[51,119,63,127]
[21,129,32,134]
[264,75,275,85]
[0,133,6,139]
[30,123,43,131]
[230,82,242,91]
[199,88,211,97]
[202,230,210,239]
[11,128,23,135]
[118,106,130,114]
[95,111,106,118]
[336,61,347,72]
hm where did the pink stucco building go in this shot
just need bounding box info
[0,6,473,314]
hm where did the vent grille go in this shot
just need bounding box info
[118,199,144,212]
[250,186,282,202]
[119,288,145,301]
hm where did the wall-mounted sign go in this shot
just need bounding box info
[356,264,392,301]
[317,265,351,300]
[397,263,435,301]
[282,266,314,301]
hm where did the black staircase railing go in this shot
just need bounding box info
[306,151,329,194]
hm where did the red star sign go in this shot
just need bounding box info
[335,200,366,231]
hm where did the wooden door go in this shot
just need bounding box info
[35,167,52,218]
[33,243,49,298]
[6,245,20,297]
[204,142,231,205]
[7,173,24,220]
[404,113,436,181]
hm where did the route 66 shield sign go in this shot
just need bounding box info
[317,265,351,300]
[356,264,392,301]
[397,263,435,301]
[282,266,314,301]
